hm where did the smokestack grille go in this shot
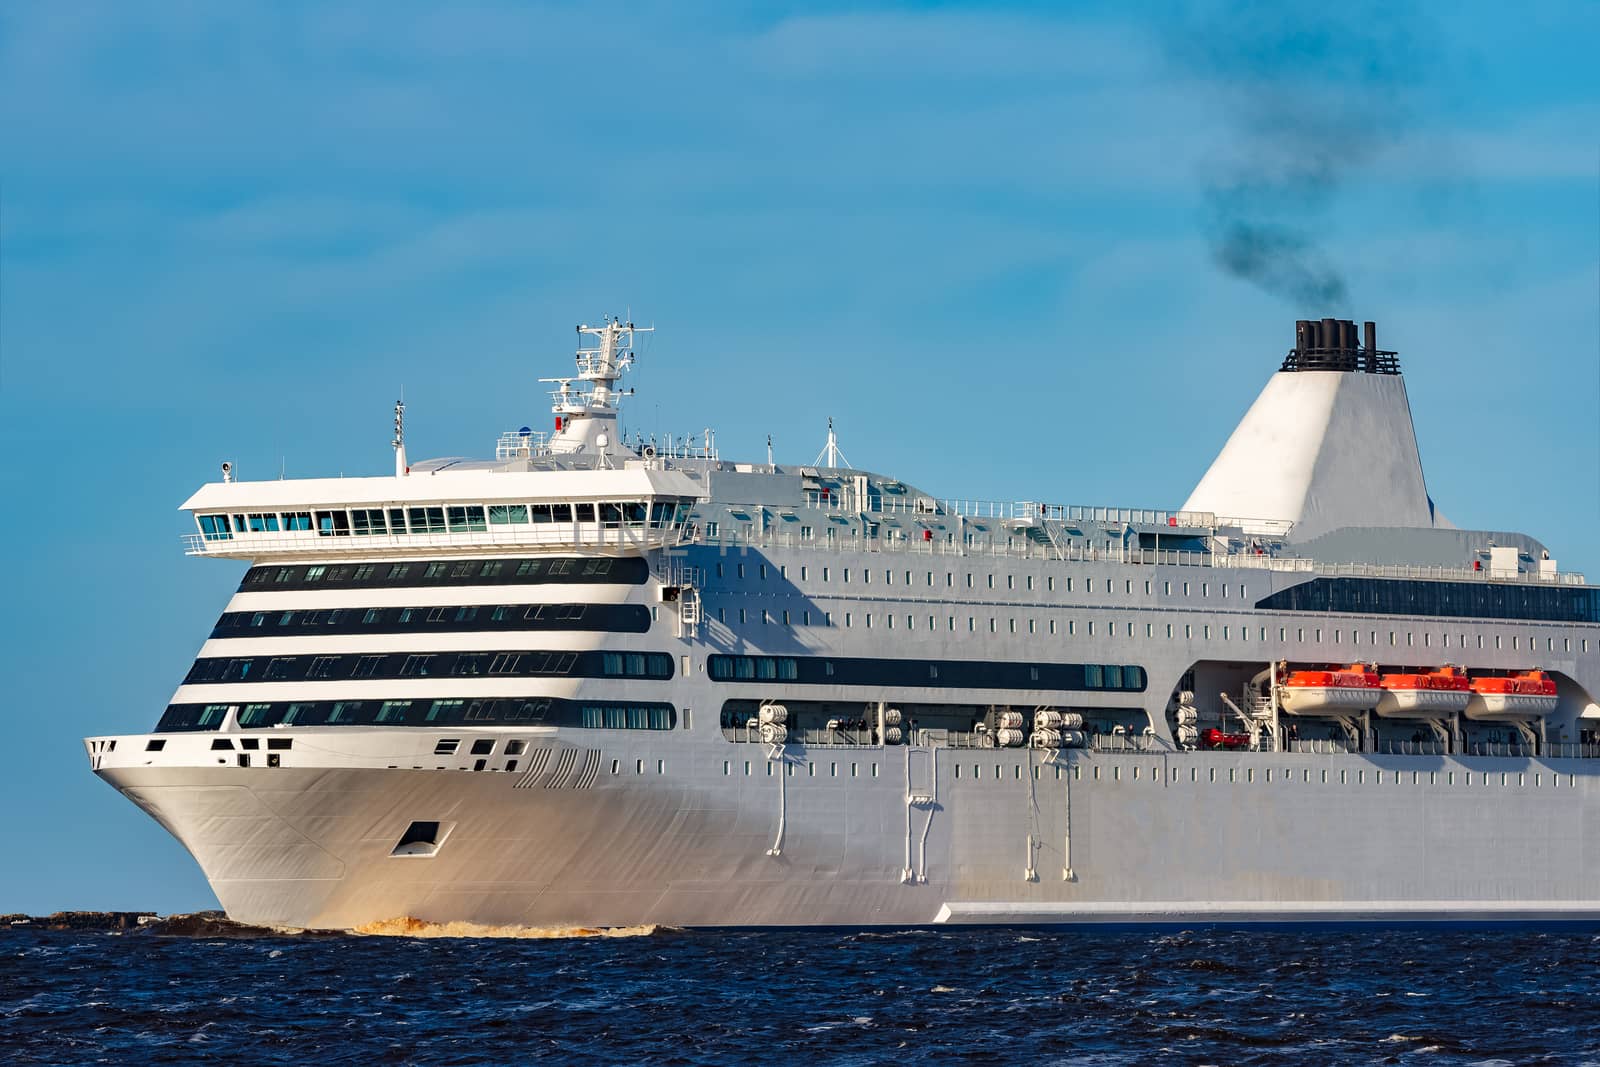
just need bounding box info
[1281,317,1399,374]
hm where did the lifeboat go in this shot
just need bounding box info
[1464,670,1559,720]
[1278,663,1381,716]
[1374,665,1471,718]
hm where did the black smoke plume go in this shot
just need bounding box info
[1212,221,1347,306]
[1170,1,1427,308]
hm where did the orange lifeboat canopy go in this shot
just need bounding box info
[1380,666,1470,692]
[1471,670,1557,697]
[1285,664,1378,689]
[1374,666,1471,718]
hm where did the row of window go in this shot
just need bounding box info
[210,602,650,638]
[703,759,1588,786]
[706,654,1147,692]
[181,650,673,686]
[704,560,1245,601]
[1080,763,1585,789]
[1256,577,1600,625]
[238,556,648,592]
[199,500,692,540]
[157,698,677,732]
[706,603,1594,656]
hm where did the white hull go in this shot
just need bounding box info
[96,742,1600,931]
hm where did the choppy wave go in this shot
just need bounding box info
[4,926,1599,1064]
[351,916,658,939]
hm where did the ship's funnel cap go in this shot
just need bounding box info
[1283,318,1398,374]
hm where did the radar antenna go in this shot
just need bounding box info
[812,416,853,469]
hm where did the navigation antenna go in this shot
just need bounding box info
[812,416,853,469]
[393,399,408,478]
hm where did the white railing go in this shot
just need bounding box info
[1090,733,1164,755]
[865,496,1222,529]
[1214,555,1587,586]
[495,430,553,460]
[830,496,1295,539]
[1286,739,1358,756]
[684,525,1589,587]
[1277,740,1600,760]
[688,528,1219,567]
[1374,740,1451,757]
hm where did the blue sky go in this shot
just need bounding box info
[1,1,1596,914]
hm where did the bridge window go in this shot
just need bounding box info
[351,509,387,535]
[315,510,351,536]
[198,514,232,541]
[446,506,486,532]
[407,506,445,532]
[489,504,529,525]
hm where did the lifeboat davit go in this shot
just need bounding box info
[1375,665,1471,718]
[1464,670,1559,720]
[1278,663,1381,716]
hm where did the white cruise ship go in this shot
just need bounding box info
[86,315,1600,929]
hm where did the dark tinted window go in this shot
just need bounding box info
[1255,577,1599,624]
[706,654,1147,693]
[210,603,649,638]
[158,698,675,732]
[237,556,648,592]
[182,649,672,685]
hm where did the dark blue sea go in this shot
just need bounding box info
[5,926,1599,1064]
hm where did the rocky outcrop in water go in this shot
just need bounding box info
[1,911,157,931]
[1,910,337,937]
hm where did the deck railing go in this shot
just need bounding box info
[687,524,1588,587]
[714,730,1599,760]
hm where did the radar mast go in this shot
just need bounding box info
[542,317,651,457]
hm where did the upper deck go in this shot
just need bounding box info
[181,465,702,560]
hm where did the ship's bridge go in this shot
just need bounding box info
[180,465,703,560]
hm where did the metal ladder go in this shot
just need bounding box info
[656,556,704,640]
[678,584,702,639]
